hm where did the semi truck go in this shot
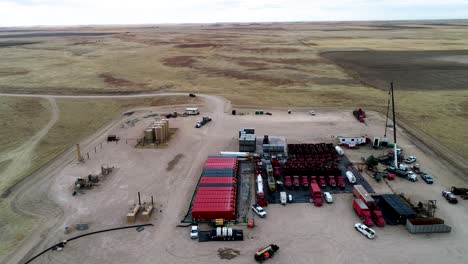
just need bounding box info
[353,199,374,227]
[336,175,345,189]
[353,185,385,227]
[256,175,267,206]
[318,176,327,188]
[254,244,279,262]
[309,183,323,207]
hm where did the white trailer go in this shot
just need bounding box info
[337,136,367,148]
[346,171,357,184]
[280,192,287,205]
[335,146,345,156]
[185,107,199,115]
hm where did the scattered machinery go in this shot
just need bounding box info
[353,108,366,123]
[254,244,280,263]
[73,165,114,194]
[451,187,468,200]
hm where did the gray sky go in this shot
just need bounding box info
[1,0,468,26]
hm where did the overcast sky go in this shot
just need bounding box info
[1,0,468,26]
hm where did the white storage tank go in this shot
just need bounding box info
[346,171,357,184]
[335,146,344,156]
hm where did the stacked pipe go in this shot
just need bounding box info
[192,157,238,221]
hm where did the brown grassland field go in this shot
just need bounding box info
[0,20,468,257]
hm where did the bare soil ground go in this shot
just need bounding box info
[5,96,468,264]
[321,50,468,91]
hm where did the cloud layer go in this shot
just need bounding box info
[1,0,468,26]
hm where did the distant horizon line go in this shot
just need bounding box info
[1,18,468,29]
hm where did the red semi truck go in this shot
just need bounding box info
[353,199,374,227]
[353,185,385,227]
[328,175,336,188]
[309,183,323,207]
[319,176,327,188]
[336,175,345,189]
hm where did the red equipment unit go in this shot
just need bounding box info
[319,176,326,189]
[328,175,336,188]
[353,108,366,123]
[284,175,292,188]
[301,175,309,188]
[293,175,300,188]
[353,185,385,227]
[309,183,323,207]
[191,157,238,221]
[336,175,345,189]
[353,199,373,227]
[310,176,317,183]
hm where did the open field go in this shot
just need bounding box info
[6,98,467,264]
[0,21,467,164]
[321,50,468,91]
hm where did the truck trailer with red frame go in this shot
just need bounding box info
[256,174,268,206]
[353,199,373,227]
[353,185,385,227]
[309,183,323,207]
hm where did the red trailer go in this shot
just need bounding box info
[336,175,345,189]
[293,175,300,189]
[328,175,336,188]
[284,176,292,188]
[318,176,327,189]
[353,185,385,227]
[309,183,323,207]
[353,199,373,227]
[301,175,309,189]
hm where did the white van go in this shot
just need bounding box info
[323,192,333,203]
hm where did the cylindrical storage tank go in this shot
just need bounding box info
[335,146,344,156]
[161,118,169,138]
[227,227,233,237]
[217,227,222,237]
[346,171,356,184]
[222,227,228,237]
[145,129,154,142]
[154,126,164,144]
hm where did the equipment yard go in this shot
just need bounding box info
[8,94,468,264]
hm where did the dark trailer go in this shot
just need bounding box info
[376,194,416,225]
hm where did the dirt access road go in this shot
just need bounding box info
[1,92,467,264]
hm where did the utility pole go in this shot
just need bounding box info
[391,82,398,168]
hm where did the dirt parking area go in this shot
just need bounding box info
[321,50,468,91]
[11,97,468,264]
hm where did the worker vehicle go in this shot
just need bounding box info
[195,116,212,128]
[280,192,287,205]
[328,175,337,188]
[293,175,300,189]
[301,175,309,189]
[309,110,316,116]
[284,176,292,188]
[254,244,279,262]
[404,156,417,164]
[318,176,327,188]
[353,199,374,227]
[411,164,421,174]
[190,225,199,239]
[189,93,196,97]
[309,183,323,207]
[421,173,434,184]
[442,191,458,204]
[406,171,418,182]
[323,192,333,203]
[336,175,345,189]
[451,186,468,199]
[251,204,267,218]
[354,223,376,239]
